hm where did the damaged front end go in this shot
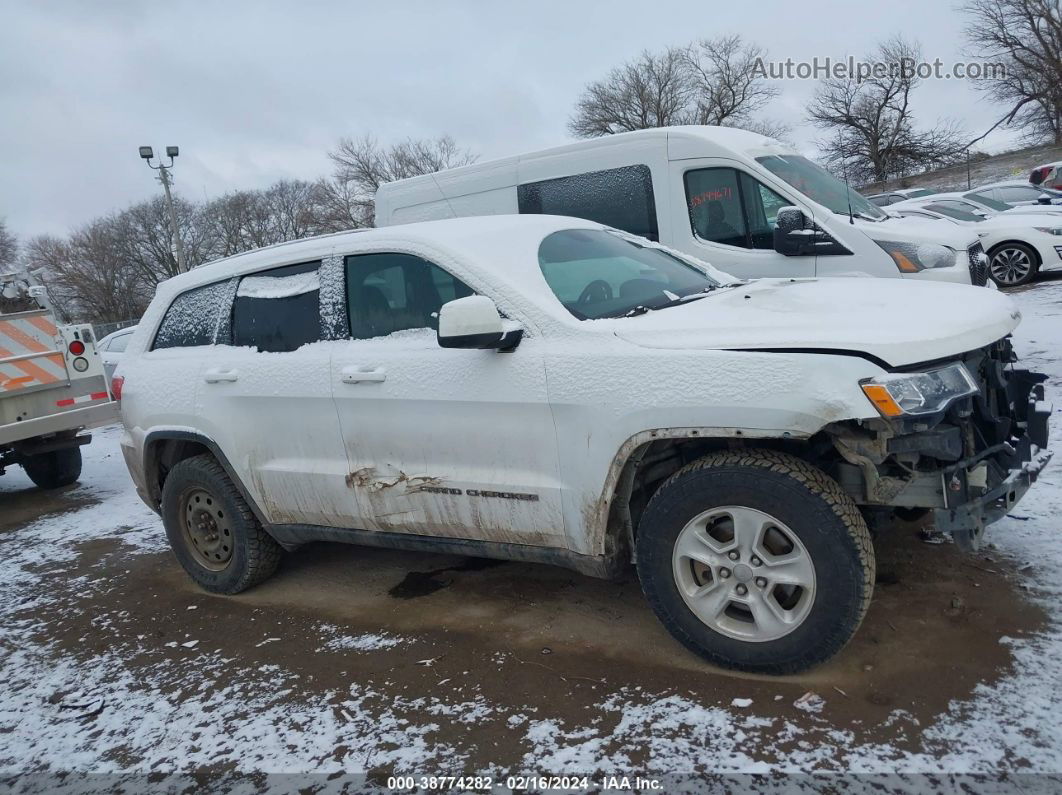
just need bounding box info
[825,338,1052,549]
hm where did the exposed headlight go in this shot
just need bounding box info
[861,363,978,417]
[873,240,957,272]
[1033,227,1062,236]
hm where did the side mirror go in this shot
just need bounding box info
[773,206,851,257]
[437,296,523,351]
[1037,193,1053,205]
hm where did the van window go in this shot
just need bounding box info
[684,168,789,249]
[345,252,474,340]
[152,280,232,350]
[756,154,886,220]
[517,165,659,241]
[231,261,322,353]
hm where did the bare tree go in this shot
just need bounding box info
[22,224,151,324]
[568,37,787,139]
[808,36,965,183]
[962,0,1062,145]
[569,47,693,137]
[322,135,477,228]
[684,36,783,130]
[0,219,16,270]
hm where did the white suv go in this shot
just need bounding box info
[116,215,1052,674]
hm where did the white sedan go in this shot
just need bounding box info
[890,198,1062,286]
[97,325,137,382]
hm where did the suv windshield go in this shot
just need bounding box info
[538,229,720,320]
[756,155,887,221]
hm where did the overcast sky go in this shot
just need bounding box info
[0,0,1021,239]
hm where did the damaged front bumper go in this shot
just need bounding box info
[935,447,1053,549]
[830,341,1054,550]
[934,371,1053,549]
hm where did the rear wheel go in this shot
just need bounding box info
[636,449,874,674]
[989,242,1039,287]
[161,454,282,594]
[22,447,82,489]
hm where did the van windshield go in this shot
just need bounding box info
[538,229,721,320]
[756,155,887,221]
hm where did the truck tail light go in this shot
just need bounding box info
[111,375,124,402]
[68,340,86,355]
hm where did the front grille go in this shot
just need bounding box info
[968,241,989,286]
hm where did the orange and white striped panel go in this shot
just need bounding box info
[0,314,68,394]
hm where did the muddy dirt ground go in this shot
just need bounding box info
[0,470,1047,783]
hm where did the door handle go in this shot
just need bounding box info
[203,368,239,383]
[341,366,386,384]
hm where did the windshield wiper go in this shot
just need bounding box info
[613,286,718,318]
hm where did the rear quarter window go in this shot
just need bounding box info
[152,280,234,350]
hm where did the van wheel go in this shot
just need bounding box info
[161,454,282,594]
[988,242,1039,287]
[636,449,874,674]
[22,447,82,489]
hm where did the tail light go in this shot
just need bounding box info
[111,375,124,401]
[68,340,86,356]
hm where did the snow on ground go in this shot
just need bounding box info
[2,282,1062,789]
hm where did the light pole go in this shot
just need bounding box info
[139,145,187,273]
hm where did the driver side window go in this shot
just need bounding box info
[345,253,474,341]
[684,167,791,249]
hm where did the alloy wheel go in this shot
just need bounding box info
[672,506,817,642]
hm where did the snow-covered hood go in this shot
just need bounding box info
[854,215,977,250]
[612,278,1020,368]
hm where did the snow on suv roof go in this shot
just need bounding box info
[155,214,606,302]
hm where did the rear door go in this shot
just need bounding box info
[193,258,358,528]
[329,249,567,548]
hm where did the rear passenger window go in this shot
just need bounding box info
[232,261,321,353]
[152,280,232,350]
[517,165,659,241]
[345,253,474,341]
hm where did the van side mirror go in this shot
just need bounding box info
[773,206,851,257]
[437,296,523,351]
[1037,193,1053,205]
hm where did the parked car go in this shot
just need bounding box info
[1030,162,1062,190]
[116,215,1052,674]
[922,191,1062,219]
[98,325,137,381]
[890,198,1062,286]
[865,188,936,207]
[965,180,1062,208]
[375,126,989,286]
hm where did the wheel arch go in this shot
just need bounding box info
[143,430,268,524]
[988,239,1042,266]
[588,427,821,569]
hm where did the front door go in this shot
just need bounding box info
[669,160,817,280]
[330,250,567,549]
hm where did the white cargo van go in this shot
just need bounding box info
[375,126,989,286]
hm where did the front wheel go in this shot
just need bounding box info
[636,449,874,674]
[22,447,82,489]
[989,242,1039,287]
